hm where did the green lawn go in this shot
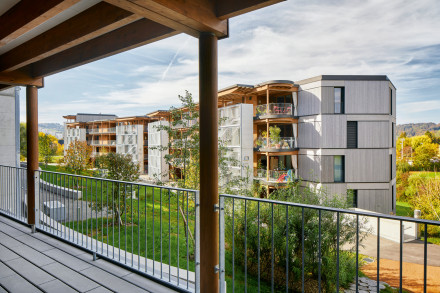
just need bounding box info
[396,201,413,217]
[409,171,440,179]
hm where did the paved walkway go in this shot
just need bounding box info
[359,234,440,266]
[0,216,177,293]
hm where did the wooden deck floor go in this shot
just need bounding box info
[0,216,176,293]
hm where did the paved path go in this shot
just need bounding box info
[0,216,176,293]
[358,234,440,267]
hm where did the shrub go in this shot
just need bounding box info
[225,183,365,291]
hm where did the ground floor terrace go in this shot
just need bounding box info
[1,165,440,292]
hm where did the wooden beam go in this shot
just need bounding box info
[29,19,177,78]
[0,2,141,72]
[105,0,227,37]
[216,0,284,20]
[0,0,81,46]
[0,84,12,91]
[0,70,43,87]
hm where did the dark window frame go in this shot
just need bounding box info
[334,155,345,183]
[347,121,358,148]
[390,88,393,115]
[334,87,345,114]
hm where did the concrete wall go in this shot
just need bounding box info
[0,88,19,167]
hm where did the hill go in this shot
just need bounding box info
[397,123,440,137]
[38,123,64,139]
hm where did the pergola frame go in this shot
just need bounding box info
[0,1,284,291]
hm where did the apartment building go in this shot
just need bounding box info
[63,75,396,214]
[64,113,163,173]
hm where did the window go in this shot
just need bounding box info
[392,123,395,147]
[390,88,393,115]
[390,154,393,180]
[334,155,345,182]
[347,121,358,148]
[392,186,395,212]
[334,87,345,114]
[348,190,358,208]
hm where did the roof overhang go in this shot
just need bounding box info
[0,0,284,89]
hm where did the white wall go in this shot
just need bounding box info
[0,88,19,167]
[148,121,169,181]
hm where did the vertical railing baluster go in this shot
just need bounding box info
[168,189,171,282]
[153,187,155,276]
[125,183,127,264]
[271,203,274,293]
[336,211,340,292]
[285,205,289,293]
[138,184,140,270]
[257,202,260,293]
[160,188,163,278]
[356,214,359,292]
[377,218,380,292]
[232,198,235,293]
[177,190,179,285]
[301,207,305,293]
[245,199,247,293]
[131,184,134,267]
[424,223,428,293]
[400,220,403,293]
[318,209,322,293]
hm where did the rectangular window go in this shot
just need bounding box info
[392,186,395,212]
[390,154,393,180]
[348,190,358,208]
[334,87,345,114]
[390,88,393,115]
[392,123,395,147]
[347,121,358,148]
[334,155,345,182]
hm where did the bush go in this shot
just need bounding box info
[225,183,365,291]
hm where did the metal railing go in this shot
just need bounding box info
[219,194,440,292]
[89,127,117,134]
[0,165,27,223]
[253,168,296,183]
[255,103,294,117]
[254,137,296,150]
[35,169,200,292]
[91,140,116,146]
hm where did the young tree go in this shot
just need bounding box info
[64,140,93,174]
[39,132,57,166]
[151,91,247,192]
[91,153,140,225]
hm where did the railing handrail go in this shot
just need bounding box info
[0,164,27,170]
[219,193,440,226]
[37,169,198,193]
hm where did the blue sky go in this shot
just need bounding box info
[20,0,440,124]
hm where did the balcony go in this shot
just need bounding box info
[1,165,440,292]
[254,168,297,184]
[91,140,116,146]
[254,136,297,152]
[255,103,295,119]
[88,127,116,134]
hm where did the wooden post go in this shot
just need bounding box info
[26,85,38,226]
[199,32,219,293]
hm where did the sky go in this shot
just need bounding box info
[19,0,440,124]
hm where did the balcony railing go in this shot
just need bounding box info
[1,164,440,292]
[88,127,116,134]
[255,103,294,117]
[91,140,116,146]
[254,136,296,150]
[254,168,296,183]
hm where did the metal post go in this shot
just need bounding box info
[199,32,219,293]
[219,196,225,293]
[26,85,38,226]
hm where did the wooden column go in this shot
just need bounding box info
[26,85,38,226]
[199,32,219,293]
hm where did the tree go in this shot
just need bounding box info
[410,178,440,235]
[20,123,27,159]
[150,91,247,192]
[91,153,140,225]
[64,140,92,174]
[39,132,57,166]
[413,142,438,169]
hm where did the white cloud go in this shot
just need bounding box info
[29,0,440,124]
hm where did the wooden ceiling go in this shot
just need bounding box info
[0,0,283,90]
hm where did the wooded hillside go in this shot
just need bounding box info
[397,123,440,137]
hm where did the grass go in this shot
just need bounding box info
[396,201,413,217]
[409,171,440,179]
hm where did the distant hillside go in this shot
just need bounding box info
[397,123,440,137]
[38,123,64,139]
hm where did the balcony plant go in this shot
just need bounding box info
[269,126,281,149]
[261,131,268,148]
[256,105,266,116]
